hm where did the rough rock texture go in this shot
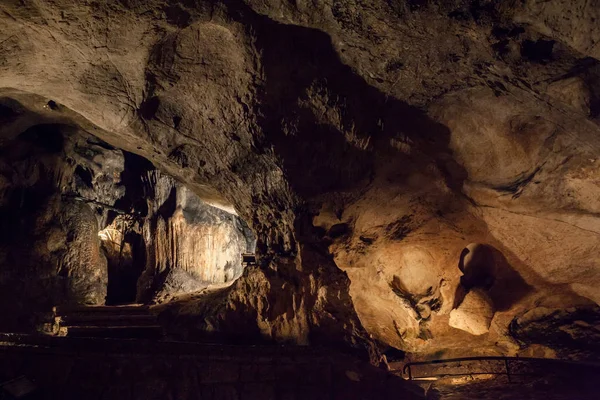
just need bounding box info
[510,297,600,360]
[0,125,253,328]
[449,289,495,336]
[137,172,253,303]
[1,0,600,360]
[0,126,109,330]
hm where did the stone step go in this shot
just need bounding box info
[60,314,158,327]
[56,304,149,315]
[65,325,163,339]
[0,333,331,358]
[53,305,163,340]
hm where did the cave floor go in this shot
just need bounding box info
[0,334,422,400]
[0,334,597,399]
[424,375,599,400]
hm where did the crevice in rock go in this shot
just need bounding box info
[493,164,544,198]
[521,39,555,64]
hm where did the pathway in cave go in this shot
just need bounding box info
[394,357,600,400]
[423,375,598,400]
[0,334,421,400]
[55,305,162,340]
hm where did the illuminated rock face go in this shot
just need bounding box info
[449,289,495,336]
[89,146,255,305]
[138,174,252,303]
[0,127,253,328]
[1,0,600,359]
[150,208,243,282]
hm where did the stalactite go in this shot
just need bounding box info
[134,171,253,302]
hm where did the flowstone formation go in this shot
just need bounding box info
[0,125,253,330]
[0,0,599,362]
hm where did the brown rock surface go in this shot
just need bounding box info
[449,289,495,336]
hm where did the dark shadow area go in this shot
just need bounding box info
[113,151,155,218]
[138,95,160,120]
[104,231,146,305]
[0,333,424,400]
[0,125,72,331]
[487,246,533,311]
[0,99,23,125]
[74,165,93,188]
[247,9,465,198]
[18,124,65,154]
[453,244,532,312]
[521,39,555,64]
[383,346,406,362]
[426,358,600,400]
[580,62,600,119]
[510,305,600,360]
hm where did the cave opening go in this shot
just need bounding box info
[100,222,146,306]
[0,122,256,332]
[89,145,257,307]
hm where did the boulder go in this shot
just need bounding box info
[449,289,495,336]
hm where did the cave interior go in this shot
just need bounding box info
[0,0,599,399]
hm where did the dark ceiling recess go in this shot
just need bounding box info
[18,124,65,153]
[139,96,160,120]
[75,165,93,188]
[521,39,555,63]
[0,99,22,124]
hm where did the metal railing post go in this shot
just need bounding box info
[504,358,511,383]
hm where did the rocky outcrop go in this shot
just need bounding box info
[510,295,600,360]
[449,289,495,336]
[0,125,109,330]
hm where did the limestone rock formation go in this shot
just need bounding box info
[0,125,253,329]
[137,172,254,303]
[0,0,599,362]
[0,125,110,329]
[449,289,495,336]
[509,294,600,360]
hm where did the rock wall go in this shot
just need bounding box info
[0,125,110,330]
[0,125,254,329]
[138,172,253,303]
